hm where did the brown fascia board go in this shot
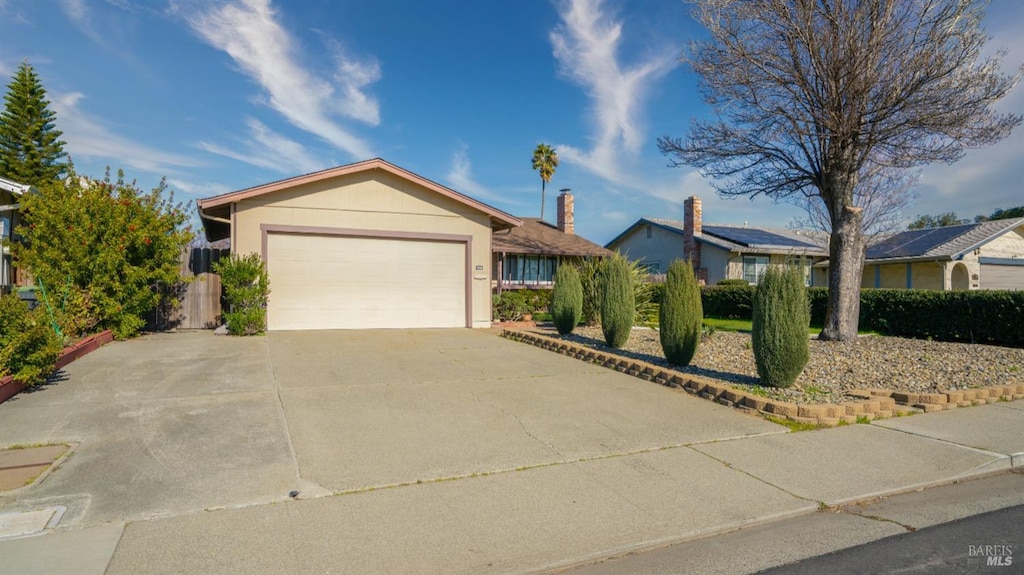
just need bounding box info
[196,158,522,230]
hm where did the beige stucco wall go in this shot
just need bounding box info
[978,226,1024,259]
[611,224,684,274]
[232,169,494,328]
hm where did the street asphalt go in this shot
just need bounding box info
[0,329,1020,574]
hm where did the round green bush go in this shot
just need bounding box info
[551,265,583,335]
[660,260,703,366]
[601,255,634,348]
[751,267,810,388]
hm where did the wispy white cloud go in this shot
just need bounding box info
[179,0,379,160]
[197,117,327,174]
[445,145,501,202]
[52,91,203,174]
[550,0,675,183]
[166,177,233,199]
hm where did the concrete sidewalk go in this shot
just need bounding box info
[0,330,1021,574]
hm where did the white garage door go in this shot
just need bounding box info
[266,233,467,330]
[980,263,1024,290]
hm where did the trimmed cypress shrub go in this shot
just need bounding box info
[600,254,635,348]
[751,266,810,388]
[659,260,703,366]
[551,265,583,334]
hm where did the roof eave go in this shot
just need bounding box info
[196,158,522,231]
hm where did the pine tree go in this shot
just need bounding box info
[0,61,67,185]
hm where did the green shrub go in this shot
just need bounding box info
[600,254,634,348]
[751,267,810,388]
[14,165,193,339]
[213,253,270,336]
[717,278,750,286]
[701,285,755,319]
[0,294,61,385]
[493,291,528,321]
[551,265,583,334]
[578,257,603,326]
[579,257,657,326]
[521,289,552,314]
[659,260,703,366]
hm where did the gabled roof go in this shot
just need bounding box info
[196,158,522,241]
[607,217,827,256]
[866,217,1024,262]
[492,218,613,258]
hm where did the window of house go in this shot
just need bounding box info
[742,256,769,284]
[503,255,559,284]
[786,256,812,286]
[646,225,652,239]
[639,261,661,275]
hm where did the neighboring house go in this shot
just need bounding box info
[606,196,828,285]
[197,158,521,331]
[492,191,612,292]
[0,177,33,291]
[843,218,1024,290]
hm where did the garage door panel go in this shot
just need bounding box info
[267,233,466,330]
[981,263,1024,290]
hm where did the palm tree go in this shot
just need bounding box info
[531,143,559,221]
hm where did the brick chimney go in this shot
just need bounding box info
[557,190,574,235]
[683,196,705,281]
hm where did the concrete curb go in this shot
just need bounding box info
[501,329,1023,427]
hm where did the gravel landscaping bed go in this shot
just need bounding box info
[550,326,1024,405]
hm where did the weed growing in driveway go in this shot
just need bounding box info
[764,414,830,432]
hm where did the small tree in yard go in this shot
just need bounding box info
[551,264,583,335]
[213,253,270,336]
[751,267,810,388]
[14,165,192,339]
[659,260,702,366]
[600,254,634,348]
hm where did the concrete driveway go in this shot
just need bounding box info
[3,329,1018,574]
[0,329,783,530]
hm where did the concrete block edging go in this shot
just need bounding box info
[501,330,1023,427]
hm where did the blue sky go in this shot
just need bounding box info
[1,0,1022,244]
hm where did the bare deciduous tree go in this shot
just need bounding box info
[793,165,919,239]
[659,0,1021,341]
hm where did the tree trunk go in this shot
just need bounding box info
[819,204,867,342]
[540,180,546,221]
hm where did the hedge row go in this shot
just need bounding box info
[698,285,1024,347]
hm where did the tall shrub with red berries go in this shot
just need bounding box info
[14,165,192,338]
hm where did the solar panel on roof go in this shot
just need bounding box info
[702,225,818,249]
[867,225,972,259]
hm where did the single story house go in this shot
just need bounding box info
[606,196,828,285]
[197,158,521,330]
[838,217,1024,290]
[492,190,612,292]
[0,177,33,291]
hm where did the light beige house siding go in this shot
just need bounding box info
[978,225,1024,259]
[232,170,494,328]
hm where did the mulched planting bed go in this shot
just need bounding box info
[549,326,1024,406]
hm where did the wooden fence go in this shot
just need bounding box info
[146,247,229,330]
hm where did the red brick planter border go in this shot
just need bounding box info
[502,329,1024,426]
[0,330,114,405]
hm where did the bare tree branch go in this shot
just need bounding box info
[659,0,1022,341]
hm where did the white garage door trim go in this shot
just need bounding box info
[261,224,473,329]
[979,257,1024,291]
